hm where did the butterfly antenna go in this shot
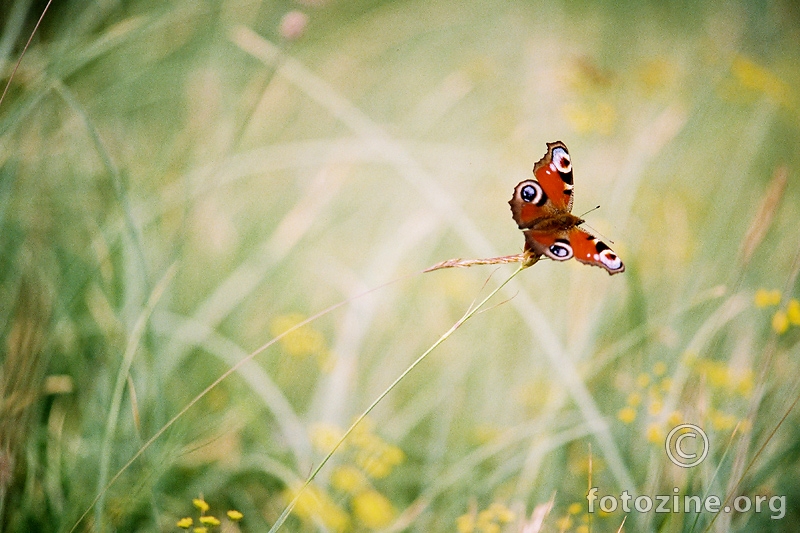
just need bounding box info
[580,221,614,245]
[577,205,615,244]
[578,205,601,218]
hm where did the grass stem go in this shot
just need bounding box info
[268,263,528,532]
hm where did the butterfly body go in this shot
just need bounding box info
[509,142,624,275]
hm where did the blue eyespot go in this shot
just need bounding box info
[521,185,537,202]
[519,181,543,204]
[549,242,573,260]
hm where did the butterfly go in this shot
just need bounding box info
[508,141,624,275]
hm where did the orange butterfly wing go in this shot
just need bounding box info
[509,141,575,229]
[524,226,624,275]
[511,141,624,276]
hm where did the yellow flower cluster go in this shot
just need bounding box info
[754,289,781,308]
[176,498,242,531]
[294,419,404,530]
[688,359,753,432]
[553,502,593,532]
[331,465,366,494]
[616,363,686,444]
[327,465,397,528]
[755,288,800,335]
[754,289,800,334]
[287,476,397,531]
[349,423,405,479]
[310,423,345,453]
[637,58,678,94]
[731,55,794,109]
[270,313,333,370]
[456,502,515,533]
[693,360,753,397]
[617,363,676,428]
[310,420,405,479]
[350,490,397,529]
[286,483,351,533]
[192,499,209,512]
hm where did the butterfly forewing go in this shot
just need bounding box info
[532,141,575,212]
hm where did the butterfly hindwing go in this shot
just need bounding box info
[523,226,624,275]
[509,179,550,229]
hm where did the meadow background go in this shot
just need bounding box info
[2,0,800,531]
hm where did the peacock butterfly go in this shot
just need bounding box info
[508,141,624,275]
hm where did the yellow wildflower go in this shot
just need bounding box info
[358,452,391,479]
[754,288,781,308]
[653,361,667,376]
[475,507,506,533]
[193,528,207,533]
[636,373,651,388]
[316,350,335,372]
[287,484,350,533]
[331,465,366,494]
[568,502,583,515]
[700,361,729,388]
[711,410,736,431]
[349,425,379,451]
[226,510,243,521]
[199,516,220,526]
[773,310,789,334]
[735,371,754,397]
[626,392,642,407]
[192,499,210,513]
[344,423,405,478]
[731,56,793,108]
[648,385,662,402]
[556,515,573,530]
[382,444,405,466]
[270,313,326,357]
[310,423,344,453]
[576,525,590,533]
[488,502,514,522]
[646,424,664,443]
[617,406,637,424]
[639,58,676,92]
[668,411,683,427]
[456,513,475,533]
[480,523,500,533]
[787,299,800,325]
[352,490,396,529]
[648,399,663,416]
[176,517,193,529]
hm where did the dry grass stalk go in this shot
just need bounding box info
[424,253,539,272]
[739,165,788,265]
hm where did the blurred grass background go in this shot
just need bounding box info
[2,0,800,531]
